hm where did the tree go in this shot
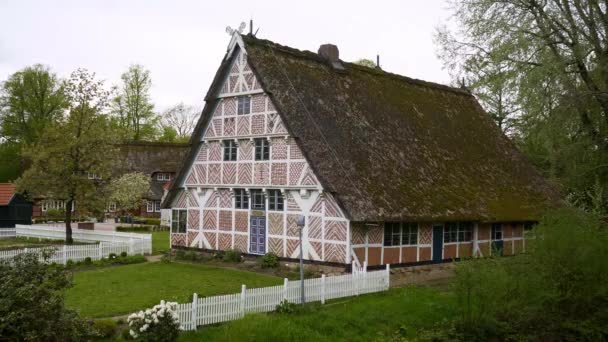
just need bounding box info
[111,64,159,141]
[160,102,198,140]
[16,69,116,243]
[354,58,377,68]
[0,252,92,340]
[435,0,608,214]
[0,64,67,145]
[108,172,150,220]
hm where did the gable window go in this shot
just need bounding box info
[402,223,418,245]
[491,223,503,240]
[223,140,237,161]
[254,138,269,161]
[268,190,284,211]
[235,189,249,209]
[444,222,473,243]
[171,209,187,233]
[147,201,154,213]
[157,173,172,181]
[237,96,251,115]
[250,189,265,210]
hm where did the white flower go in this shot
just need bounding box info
[140,324,149,332]
[129,330,138,338]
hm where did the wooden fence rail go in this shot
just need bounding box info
[173,265,390,331]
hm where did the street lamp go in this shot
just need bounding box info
[296,215,306,304]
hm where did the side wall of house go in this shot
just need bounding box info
[351,222,526,266]
[169,49,350,264]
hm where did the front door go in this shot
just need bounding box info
[250,216,266,255]
[432,224,443,262]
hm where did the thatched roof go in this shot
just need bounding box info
[166,34,559,222]
[116,142,189,176]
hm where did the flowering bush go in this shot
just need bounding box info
[127,300,180,341]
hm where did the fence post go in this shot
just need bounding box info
[62,245,67,264]
[283,278,288,301]
[240,285,246,317]
[128,238,133,255]
[191,293,198,330]
[321,274,326,305]
[98,243,103,259]
[363,261,368,293]
[386,264,390,289]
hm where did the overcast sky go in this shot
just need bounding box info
[0,0,454,112]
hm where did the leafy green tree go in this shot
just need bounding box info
[0,252,92,341]
[158,125,178,142]
[16,69,116,243]
[0,141,21,182]
[111,64,159,141]
[108,172,150,219]
[0,64,67,145]
[436,0,608,213]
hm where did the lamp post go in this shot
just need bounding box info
[296,215,306,304]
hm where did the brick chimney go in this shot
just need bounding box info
[318,44,344,70]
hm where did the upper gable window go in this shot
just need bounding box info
[254,138,269,161]
[223,140,237,161]
[237,96,251,115]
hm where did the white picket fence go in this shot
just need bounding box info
[0,228,16,238]
[14,225,152,254]
[174,265,390,331]
[0,240,146,265]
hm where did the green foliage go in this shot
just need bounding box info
[157,125,178,142]
[120,251,128,257]
[222,249,242,263]
[259,252,279,268]
[145,218,160,226]
[0,64,67,145]
[46,208,65,219]
[92,319,117,339]
[0,252,92,340]
[444,207,608,340]
[110,64,159,141]
[353,58,376,68]
[0,142,21,182]
[174,250,203,262]
[275,299,298,314]
[84,257,92,265]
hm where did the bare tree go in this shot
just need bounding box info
[160,103,199,139]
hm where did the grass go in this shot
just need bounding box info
[115,229,169,255]
[179,286,457,341]
[65,261,281,318]
[0,236,76,249]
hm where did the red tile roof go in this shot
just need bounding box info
[0,183,16,206]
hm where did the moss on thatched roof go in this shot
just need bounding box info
[240,35,558,222]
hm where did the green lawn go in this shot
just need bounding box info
[150,231,169,255]
[0,236,72,248]
[179,286,456,341]
[65,262,281,318]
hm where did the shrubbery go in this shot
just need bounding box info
[0,252,93,340]
[434,207,608,341]
[127,301,180,341]
[259,252,279,268]
[92,319,117,339]
[222,249,242,263]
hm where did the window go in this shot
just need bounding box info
[41,200,73,212]
[157,173,172,181]
[250,189,265,210]
[383,222,401,247]
[492,223,503,240]
[235,189,249,209]
[223,140,237,161]
[402,223,418,245]
[87,172,101,180]
[108,202,116,212]
[147,201,154,213]
[237,96,251,115]
[268,190,284,211]
[254,138,269,161]
[444,222,473,243]
[171,209,187,233]
[154,200,162,212]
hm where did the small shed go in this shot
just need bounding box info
[0,183,32,228]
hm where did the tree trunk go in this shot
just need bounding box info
[65,199,73,244]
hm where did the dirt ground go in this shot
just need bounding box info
[389,262,456,288]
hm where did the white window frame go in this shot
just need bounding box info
[154,200,162,212]
[146,201,154,213]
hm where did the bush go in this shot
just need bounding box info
[144,218,161,226]
[109,253,117,260]
[66,259,75,268]
[259,252,279,268]
[120,251,128,258]
[46,208,65,219]
[275,300,298,314]
[92,319,117,338]
[222,249,242,263]
[0,253,93,340]
[84,257,92,265]
[127,301,180,341]
[116,225,152,232]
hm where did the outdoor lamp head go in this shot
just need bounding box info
[296,215,305,227]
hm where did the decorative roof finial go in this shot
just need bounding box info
[226,22,247,36]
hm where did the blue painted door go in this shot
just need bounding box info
[432,224,443,262]
[249,216,266,254]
